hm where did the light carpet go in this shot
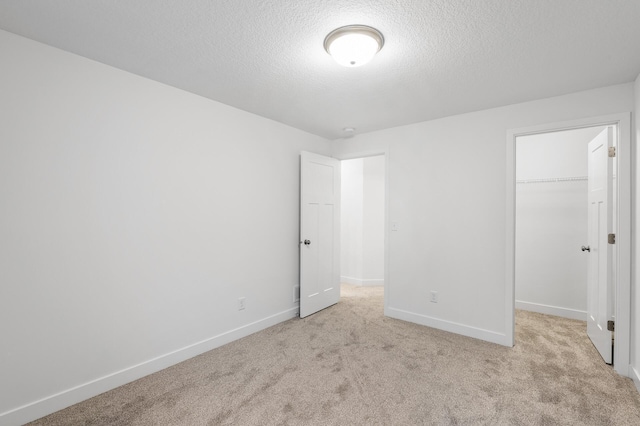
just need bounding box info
[31,284,640,425]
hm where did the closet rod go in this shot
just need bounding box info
[516,176,587,184]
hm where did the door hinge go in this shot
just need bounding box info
[607,320,615,332]
[608,233,616,244]
[608,147,616,157]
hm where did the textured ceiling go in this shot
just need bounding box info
[1,0,639,139]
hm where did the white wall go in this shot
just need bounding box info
[0,30,330,424]
[362,156,385,283]
[332,83,634,346]
[515,127,605,320]
[340,156,385,286]
[632,73,640,391]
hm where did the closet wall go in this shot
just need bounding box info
[515,126,606,320]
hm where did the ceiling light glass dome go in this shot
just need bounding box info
[324,25,384,67]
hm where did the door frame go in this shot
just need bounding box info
[505,113,631,377]
[333,150,389,314]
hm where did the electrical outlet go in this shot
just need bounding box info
[430,291,438,303]
[293,285,300,302]
[238,297,246,310]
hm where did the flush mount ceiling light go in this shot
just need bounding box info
[324,25,384,67]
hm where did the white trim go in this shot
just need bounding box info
[384,152,390,314]
[631,366,640,393]
[0,307,298,426]
[340,276,384,286]
[387,307,509,346]
[334,150,386,161]
[506,113,632,377]
[615,113,632,378]
[341,275,362,285]
[506,133,516,348]
[515,300,587,321]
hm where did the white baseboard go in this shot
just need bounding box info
[386,307,509,347]
[631,366,640,393]
[341,275,361,285]
[0,307,298,426]
[515,300,587,321]
[341,276,384,287]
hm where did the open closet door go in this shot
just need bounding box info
[299,151,340,318]
[586,127,614,364]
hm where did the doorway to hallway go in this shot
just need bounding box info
[340,155,385,301]
[299,152,387,318]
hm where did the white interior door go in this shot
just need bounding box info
[586,127,614,364]
[300,151,340,318]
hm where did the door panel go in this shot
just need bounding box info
[586,127,613,364]
[300,152,340,318]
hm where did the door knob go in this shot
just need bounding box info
[304,239,311,246]
[581,245,591,252]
